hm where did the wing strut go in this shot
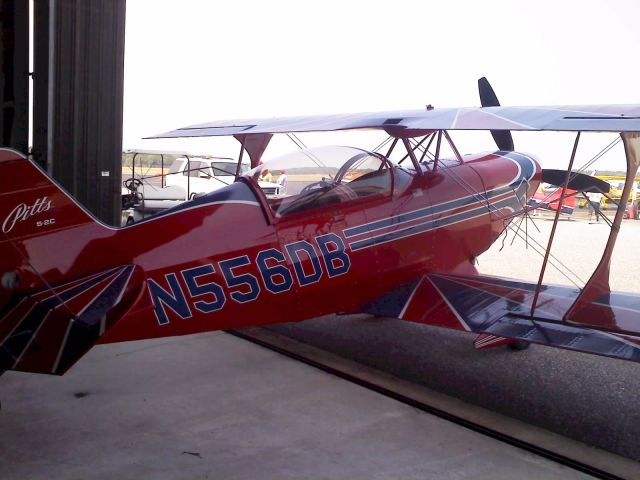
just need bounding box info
[233,133,273,168]
[433,130,443,170]
[530,132,581,317]
[564,132,640,327]
[235,136,246,178]
[401,138,423,174]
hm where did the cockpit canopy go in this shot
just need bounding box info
[245,146,396,216]
[246,145,384,182]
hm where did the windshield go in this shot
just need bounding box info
[246,145,385,184]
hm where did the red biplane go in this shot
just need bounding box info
[1,79,640,376]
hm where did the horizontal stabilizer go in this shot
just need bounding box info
[0,265,142,375]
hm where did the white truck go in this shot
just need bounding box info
[122,156,283,225]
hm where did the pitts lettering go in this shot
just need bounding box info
[2,197,52,233]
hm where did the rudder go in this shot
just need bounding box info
[0,147,112,321]
[0,148,100,242]
[0,148,142,375]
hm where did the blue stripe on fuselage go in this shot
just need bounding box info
[499,151,537,188]
[344,185,512,238]
[344,152,536,239]
[348,196,518,251]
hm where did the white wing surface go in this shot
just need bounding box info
[148,105,640,139]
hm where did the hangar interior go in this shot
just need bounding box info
[1,0,125,225]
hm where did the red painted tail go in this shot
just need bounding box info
[0,148,108,290]
[0,149,102,236]
[0,148,142,375]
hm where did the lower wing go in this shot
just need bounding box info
[361,272,640,362]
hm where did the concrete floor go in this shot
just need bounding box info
[0,332,591,480]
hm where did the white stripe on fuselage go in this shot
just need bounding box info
[346,192,518,252]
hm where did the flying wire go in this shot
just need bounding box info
[536,136,622,208]
[285,133,333,177]
[408,137,585,288]
[371,136,393,154]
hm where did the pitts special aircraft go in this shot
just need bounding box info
[2,79,640,377]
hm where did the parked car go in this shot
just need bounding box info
[165,156,245,198]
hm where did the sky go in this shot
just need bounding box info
[123,0,640,171]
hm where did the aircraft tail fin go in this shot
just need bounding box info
[0,149,111,292]
[0,149,142,375]
[0,149,102,242]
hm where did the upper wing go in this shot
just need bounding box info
[148,105,640,139]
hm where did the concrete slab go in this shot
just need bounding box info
[0,332,591,479]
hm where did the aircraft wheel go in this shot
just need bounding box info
[508,340,530,351]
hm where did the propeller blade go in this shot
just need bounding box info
[478,77,514,151]
[541,169,611,193]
